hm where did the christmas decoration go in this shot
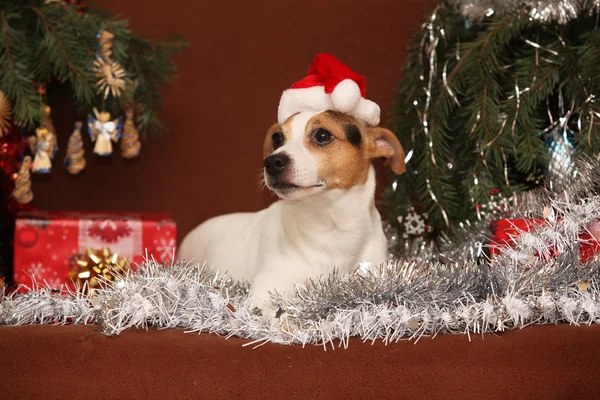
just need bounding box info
[88,108,121,156]
[97,30,115,60]
[92,31,126,100]
[544,126,576,193]
[64,122,86,175]
[12,211,176,290]
[0,91,11,134]
[11,156,33,205]
[0,2,185,133]
[447,0,600,24]
[68,247,130,294]
[2,157,600,346]
[0,128,36,284]
[120,109,141,159]
[28,127,56,173]
[39,105,58,159]
[93,58,126,99]
[385,0,600,255]
[278,53,381,127]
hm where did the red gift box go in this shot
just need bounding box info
[13,211,177,289]
[490,218,600,263]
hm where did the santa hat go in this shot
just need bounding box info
[277,54,381,126]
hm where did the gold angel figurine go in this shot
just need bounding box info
[28,127,56,173]
[40,105,58,159]
[88,108,121,156]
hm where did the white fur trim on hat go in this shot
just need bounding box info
[277,83,381,126]
[277,86,333,125]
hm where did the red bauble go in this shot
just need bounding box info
[17,227,38,248]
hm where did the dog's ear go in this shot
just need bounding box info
[364,127,405,175]
[263,123,281,159]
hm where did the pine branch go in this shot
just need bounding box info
[0,9,41,127]
[31,6,95,103]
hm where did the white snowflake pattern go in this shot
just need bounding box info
[43,276,64,290]
[28,263,47,277]
[154,238,176,261]
[404,212,426,235]
[398,208,430,239]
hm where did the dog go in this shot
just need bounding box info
[178,54,405,317]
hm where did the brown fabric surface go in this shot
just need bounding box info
[1,324,600,399]
[29,0,432,243]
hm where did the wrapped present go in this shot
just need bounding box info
[13,211,176,290]
[490,218,600,263]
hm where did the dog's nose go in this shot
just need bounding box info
[264,153,289,177]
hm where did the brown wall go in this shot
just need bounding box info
[31,0,431,243]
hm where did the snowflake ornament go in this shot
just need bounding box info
[154,238,176,262]
[28,262,47,277]
[397,207,430,239]
[93,57,126,99]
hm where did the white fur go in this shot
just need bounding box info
[178,111,388,315]
[278,85,381,127]
[331,79,361,113]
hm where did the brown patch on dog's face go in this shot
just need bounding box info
[304,111,372,190]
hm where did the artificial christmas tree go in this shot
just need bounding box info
[384,0,600,258]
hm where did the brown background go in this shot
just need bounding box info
[31,0,431,243]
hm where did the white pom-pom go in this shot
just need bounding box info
[331,79,361,113]
[351,98,381,126]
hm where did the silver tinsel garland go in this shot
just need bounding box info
[3,159,600,347]
[447,0,600,23]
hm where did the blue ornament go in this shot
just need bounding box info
[544,126,575,193]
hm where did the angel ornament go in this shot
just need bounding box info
[40,105,58,159]
[28,127,56,173]
[88,108,121,156]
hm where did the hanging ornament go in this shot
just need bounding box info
[28,127,56,173]
[88,108,121,156]
[0,91,12,135]
[97,30,115,60]
[120,109,141,159]
[39,105,58,159]
[544,125,576,193]
[93,57,126,99]
[11,156,33,204]
[64,122,86,175]
[68,247,130,294]
[93,30,126,99]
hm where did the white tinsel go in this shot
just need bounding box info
[2,191,600,348]
[447,0,600,23]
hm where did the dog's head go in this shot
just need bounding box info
[262,110,405,200]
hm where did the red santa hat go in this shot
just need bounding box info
[277,54,381,126]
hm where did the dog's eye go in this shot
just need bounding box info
[313,129,333,145]
[272,132,284,149]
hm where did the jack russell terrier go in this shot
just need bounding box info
[178,54,405,317]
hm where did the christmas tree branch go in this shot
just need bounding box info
[31,6,95,103]
[0,9,40,127]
